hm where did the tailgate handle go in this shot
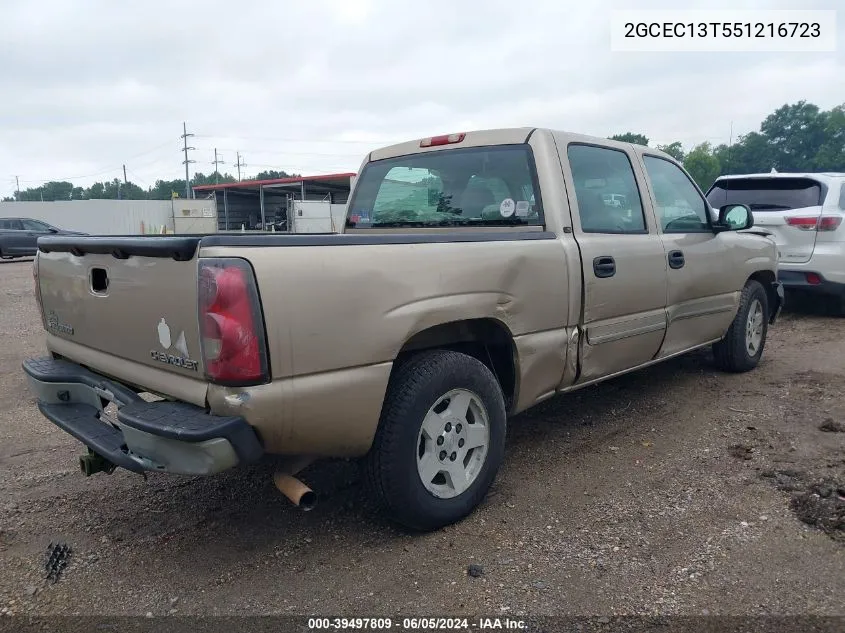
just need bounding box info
[593,256,616,278]
[90,268,109,293]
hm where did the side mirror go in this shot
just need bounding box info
[716,204,754,232]
[47,227,59,233]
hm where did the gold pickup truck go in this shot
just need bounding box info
[23,128,783,531]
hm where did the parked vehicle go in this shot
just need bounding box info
[706,173,845,314]
[0,218,87,259]
[23,128,782,531]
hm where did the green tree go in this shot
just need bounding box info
[760,101,828,171]
[683,142,721,190]
[18,181,85,201]
[148,179,188,200]
[84,179,146,200]
[190,171,237,187]
[813,104,845,171]
[609,133,649,146]
[657,142,685,162]
[712,131,773,175]
[253,169,299,180]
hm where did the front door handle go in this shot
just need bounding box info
[593,255,616,278]
[668,250,685,269]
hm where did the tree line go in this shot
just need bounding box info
[5,100,843,202]
[3,170,297,203]
[610,100,844,191]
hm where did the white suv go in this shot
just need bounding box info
[706,172,845,315]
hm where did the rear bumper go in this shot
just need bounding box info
[22,356,263,475]
[778,270,845,298]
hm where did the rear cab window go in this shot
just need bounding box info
[706,177,824,211]
[346,145,543,228]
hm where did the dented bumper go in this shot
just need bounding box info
[22,356,263,475]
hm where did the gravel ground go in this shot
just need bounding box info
[0,258,843,618]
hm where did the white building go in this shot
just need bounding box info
[0,199,216,235]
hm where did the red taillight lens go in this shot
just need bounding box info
[786,217,819,230]
[806,273,822,285]
[786,216,843,231]
[818,216,843,231]
[420,133,465,147]
[198,259,268,385]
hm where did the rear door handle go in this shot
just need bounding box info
[593,255,616,278]
[668,250,685,269]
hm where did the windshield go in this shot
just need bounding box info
[346,145,543,228]
[706,178,823,211]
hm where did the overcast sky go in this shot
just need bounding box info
[1,0,842,197]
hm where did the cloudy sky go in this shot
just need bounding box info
[1,0,842,197]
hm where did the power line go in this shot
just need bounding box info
[125,167,150,188]
[16,139,180,185]
[181,122,195,199]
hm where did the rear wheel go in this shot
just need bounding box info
[365,350,506,531]
[713,280,769,373]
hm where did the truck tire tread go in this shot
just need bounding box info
[712,279,769,373]
[365,350,506,531]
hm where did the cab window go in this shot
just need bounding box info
[21,219,50,231]
[567,144,647,234]
[643,156,711,233]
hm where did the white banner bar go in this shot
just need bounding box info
[611,10,837,52]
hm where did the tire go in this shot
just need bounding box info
[713,280,769,373]
[365,350,507,531]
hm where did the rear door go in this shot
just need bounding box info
[706,177,824,265]
[0,219,27,254]
[558,140,669,383]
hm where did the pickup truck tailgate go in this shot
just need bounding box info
[36,239,205,380]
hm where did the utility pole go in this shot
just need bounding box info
[212,148,225,184]
[123,164,128,185]
[235,152,246,181]
[15,176,20,201]
[181,121,196,199]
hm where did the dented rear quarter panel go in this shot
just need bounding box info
[201,236,573,455]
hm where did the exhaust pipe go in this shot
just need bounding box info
[273,472,317,511]
[79,451,116,476]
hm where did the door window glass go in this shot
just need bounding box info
[644,156,711,233]
[567,144,647,234]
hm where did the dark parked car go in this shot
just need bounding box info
[0,218,88,259]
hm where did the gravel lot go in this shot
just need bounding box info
[0,258,843,618]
